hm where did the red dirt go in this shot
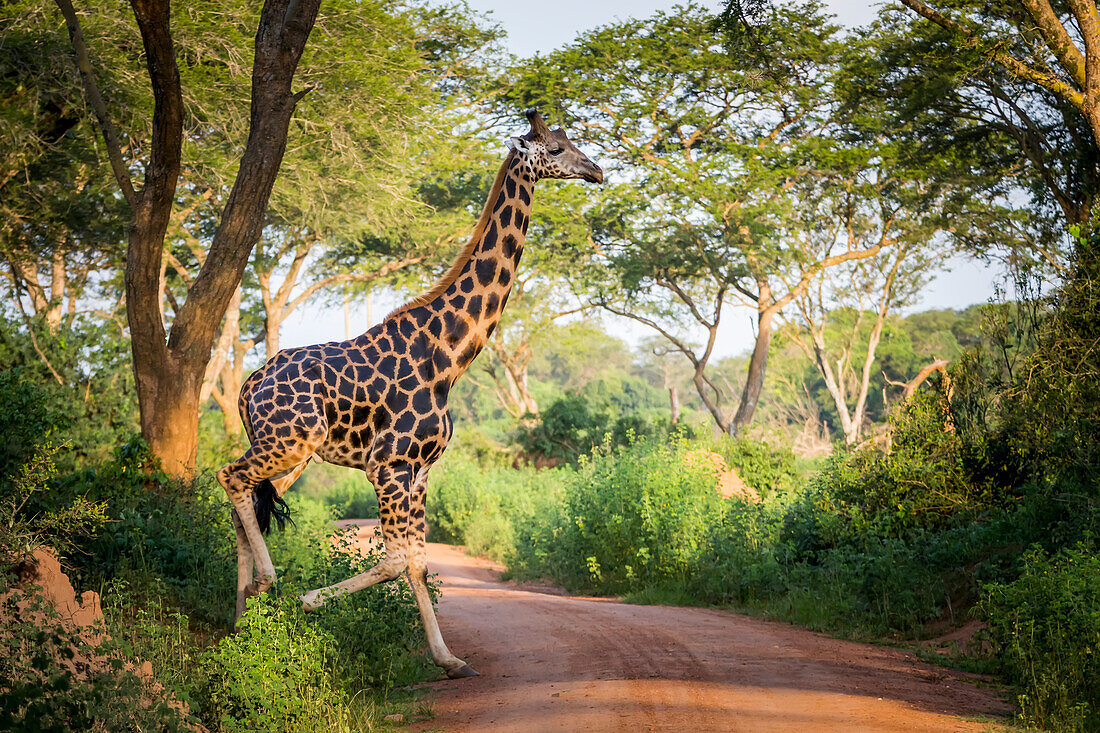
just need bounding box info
[377,534,1013,733]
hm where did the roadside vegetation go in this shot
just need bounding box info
[426,242,1100,731]
[0,374,434,731]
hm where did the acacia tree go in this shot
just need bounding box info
[784,243,931,444]
[774,116,1024,444]
[52,0,324,474]
[895,0,1100,152]
[0,4,128,334]
[501,4,907,435]
[195,5,499,435]
[843,1,1099,243]
[51,0,469,473]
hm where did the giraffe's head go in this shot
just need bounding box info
[507,109,604,184]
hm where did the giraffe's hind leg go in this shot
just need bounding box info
[231,460,309,622]
[218,428,326,604]
[231,508,253,622]
[406,476,477,678]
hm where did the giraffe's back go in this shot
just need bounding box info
[241,317,454,475]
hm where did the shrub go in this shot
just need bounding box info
[981,543,1100,732]
[302,527,435,690]
[199,596,361,733]
[427,451,565,562]
[514,392,608,465]
[53,440,237,627]
[513,392,679,466]
[510,438,726,593]
[697,435,799,497]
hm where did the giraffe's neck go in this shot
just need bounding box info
[395,152,535,381]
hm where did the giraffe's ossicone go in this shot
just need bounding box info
[217,109,602,679]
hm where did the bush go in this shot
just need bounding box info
[52,440,237,627]
[981,543,1100,732]
[199,596,362,733]
[427,451,565,563]
[513,391,680,466]
[302,527,435,690]
[510,437,726,594]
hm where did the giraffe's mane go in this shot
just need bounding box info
[388,151,516,318]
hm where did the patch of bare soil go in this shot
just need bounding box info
[394,540,1011,733]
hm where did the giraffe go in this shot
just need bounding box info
[217,109,602,678]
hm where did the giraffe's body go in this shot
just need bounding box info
[217,110,602,678]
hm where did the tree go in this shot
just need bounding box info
[0,2,128,334]
[500,3,911,436]
[784,242,937,445]
[842,1,1099,243]
[895,0,1100,153]
[195,5,502,435]
[53,0,322,474]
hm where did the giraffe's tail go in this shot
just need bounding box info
[252,479,293,534]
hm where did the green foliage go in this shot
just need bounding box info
[291,463,379,521]
[199,596,362,733]
[0,320,138,472]
[507,438,740,593]
[514,390,677,466]
[304,528,435,690]
[0,371,107,568]
[427,451,566,563]
[0,574,195,733]
[52,440,237,627]
[981,543,1100,732]
[699,435,799,498]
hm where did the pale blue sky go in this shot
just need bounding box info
[282,0,1003,357]
[463,0,881,56]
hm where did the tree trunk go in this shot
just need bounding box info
[731,302,775,435]
[118,0,319,476]
[265,310,282,359]
[136,352,204,474]
[506,359,539,417]
[202,286,245,437]
[343,292,351,339]
[45,250,67,332]
[668,385,680,424]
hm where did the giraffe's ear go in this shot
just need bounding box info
[506,137,530,154]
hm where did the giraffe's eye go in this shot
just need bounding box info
[549,148,563,156]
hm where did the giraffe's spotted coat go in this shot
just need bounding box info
[217,111,601,676]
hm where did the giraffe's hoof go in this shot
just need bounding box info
[446,664,479,679]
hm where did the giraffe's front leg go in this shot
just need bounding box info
[300,462,414,610]
[407,502,477,678]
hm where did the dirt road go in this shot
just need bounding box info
[340,523,1010,732]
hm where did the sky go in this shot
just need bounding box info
[282,0,1006,358]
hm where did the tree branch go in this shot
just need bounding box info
[53,0,137,208]
[898,0,1087,112]
[1019,0,1087,89]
